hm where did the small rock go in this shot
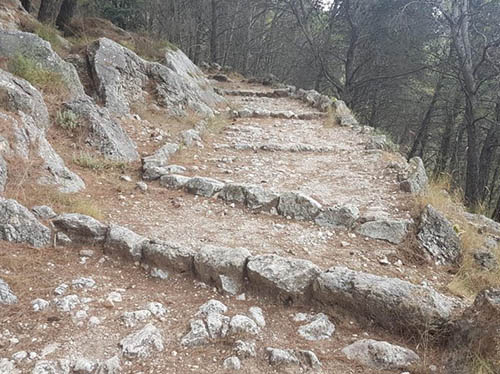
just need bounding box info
[223,356,241,370]
[234,340,256,359]
[206,312,230,339]
[31,205,57,220]
[73,357,97,373]
[229,315,260,336]
[136,181,148,192]
[0,278,17,305]
[120,175,132,182]
[473,250,498,270]
[96,356,120,374]
[53,283,68,296]
[121,310,152,327]
[89,316,101,326]
[146,302,167,318]
[54,295,80,312]
[266,348,299,366]
[72,277,96,289]
[181,320,209,347]
[298,313,335,341]
[79,249,95,257]
[12,351,27,362]
[107,292,122,304]
[197,299,228,317]
[248,307,266,328]
[378,256,391,265]
[150,267,169,280]
[120,324,164,358]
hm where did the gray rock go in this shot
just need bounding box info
[277,192,322,220]
[206,312,230,339]
[120,324,164,358]
[197,299,228,317]
[417,205,461,264]
[333,100,359,127]
[56,232,72,246]
[121,310,152,327]
[104,224,147,261]
[0,358,19,374]
[194,245,251,295]
[185,176,225,197]
[248,306,266,328]
[52,213,108,245]
[150,268,169,280]
[400,157,428,194]
[229,315,260,336]
[313,266,462,332]
[223,356,241,370]
[54,283,68,296]
[182,129,201,146]
[72,277,96,289]
[54,295,80,312]
[233,340,256,359]
[0,198,50,247]
[146,302,167,318]
[244,185,279,211]
[342,339,420,370]
[266,348,300,366]
[136,181,147,192]
[31,206,56,220]
[64,97,139,162]
[0,30,84,98]
[247,254,321,304]
[72,357,97,374]
[95,356,120,374]
[298,313,335,341]
[142,240,194,273]
[0,155,7,193]
[142,143,179,173]
[159,174,191,189]
[0,278,17,305]
[473,250,498,270]
[315,204,359,228]
[87,38,222,117]
[294,350,322,369]
[32,360,71,374]
[181,319,209,347]
[32,298,49,311]
[219,183,247,204]
[356,218,411,244]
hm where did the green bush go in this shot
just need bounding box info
[8,55,65,91]
[57,110,80,130]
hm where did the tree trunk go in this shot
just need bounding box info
[56,0,77,33]
[435,91,460,176]
[21,0,31,12]
[210,0,218,63]
[38,0,64,25]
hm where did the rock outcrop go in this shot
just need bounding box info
[87,38,223,117]
[400,157,428,194]
[0,198,51,247]
[0,30,85,98]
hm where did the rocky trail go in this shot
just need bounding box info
[0,4,498,372]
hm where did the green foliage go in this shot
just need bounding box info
[73,152,128,172]
[57,110,81,130]
[34,23,65,53]
[7,55,65,91]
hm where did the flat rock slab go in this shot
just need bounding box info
[266,347,321,369]
[194,245,251,295]
[185,176,225,197]
[313,266,462,332]
[342,339,420,370]
[356,218,411,244]
[0,198,51,248]
[247,254,321,304]
[52,213,108,245]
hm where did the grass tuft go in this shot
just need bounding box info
[57,110,81,131]
[72,152,128,172]
[8,55,66,94]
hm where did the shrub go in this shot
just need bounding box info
[73,152,128,172]
[57,110,80,130]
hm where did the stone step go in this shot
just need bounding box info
[50,213,466,338]
[214,142,334,153]
[237,108,326,120]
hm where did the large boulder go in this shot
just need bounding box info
[247,254,321,304]
[313,266,462,332]
[194,245,251,295]
[64,97,139,162]
[0,71,84,192]
[0,198,51,247]
[417,205,461,264]
[185,176,225,197]
[87,38,223,117]
[0,30,84,98]
[342,339,420,370]
[356,218,411,244]
[52,213,108,245]
[400,157,428,194]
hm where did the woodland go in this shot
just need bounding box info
[25,0,500,219]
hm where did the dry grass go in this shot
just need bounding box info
[205,113,229,134]
[414,174,500,299]
[72,152,128,173]
[323,105,337,128]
